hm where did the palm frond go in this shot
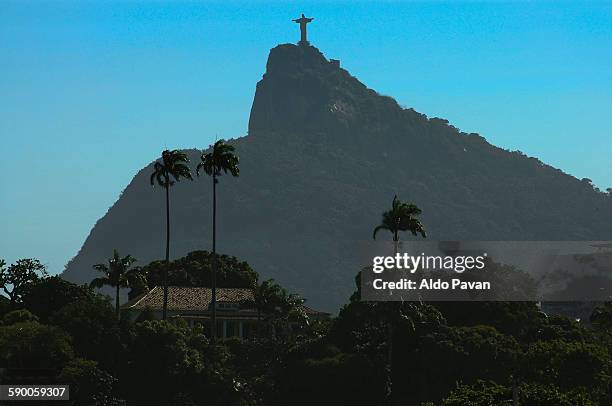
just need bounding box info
[372,224,388,240]
[90,277,111,289]
[404,203,422,216]
[170,163,193,182]
[92,263,109,274]
[92,250,138,289]
[197,140,239,179]
[374,195,427,241]
[151,150,192,188]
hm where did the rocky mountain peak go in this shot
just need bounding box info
[248,43,395,139]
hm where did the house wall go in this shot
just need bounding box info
[123,308,258,339]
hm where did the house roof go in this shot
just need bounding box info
[302,305,330,316]
[122,286,330,316]
[122,286,254,312]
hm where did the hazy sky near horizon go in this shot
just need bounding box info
[1,1,611,275]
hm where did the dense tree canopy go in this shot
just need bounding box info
[1,253,611,405]
[0,258,48,304]
[142,250,258,290]
[22,276,95,322]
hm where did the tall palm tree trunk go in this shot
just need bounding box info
[163,183,170,320]
[211,174,217,343]
[386,233,399,404]
[116,284,120,320]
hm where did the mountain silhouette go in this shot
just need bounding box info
[62,44,612,311]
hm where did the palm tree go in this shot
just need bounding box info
[90,249,139,320]
[150,149,193,320]
[252,279,280,326]
[373,195,426,249]
[372,195,426,404]
[197,140,239,343]
[249,279,307,338]
[251,279,282,338]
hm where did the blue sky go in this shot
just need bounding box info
[1,1,611,275]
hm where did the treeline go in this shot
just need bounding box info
[0,255,317,405]
[1,256,612,405]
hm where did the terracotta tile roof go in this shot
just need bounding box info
[122,286,254,311]
[302,305,330,316]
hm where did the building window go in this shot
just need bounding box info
[216,320,223,338]
[226,320,236,337]
[217,302,239,310]
[242,322,251,339]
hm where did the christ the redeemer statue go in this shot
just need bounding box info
[293,14,314,45]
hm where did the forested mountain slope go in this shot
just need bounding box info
[63,44,612,311]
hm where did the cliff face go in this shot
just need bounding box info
[63,44,612,312]
[249,44,410,140]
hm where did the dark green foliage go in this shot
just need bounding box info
[134,305,156,323]
[591,300,612,331]
[0,258,48,304]
[538,314,593,342]
[434,301,545,340]
[441,380,597,406]
[126,271,149,300]
[0,294,11,319]
[223,337,287,403]
[1,262,611,404]
[248,279,308,337]
[49,293,122,372]
[90,249,141,319]
[150,149,193,188]
[330,273,612,405]
[517,383,597,406]
[520,340,612,400]
[441,380,510,405]
[2,309,39,325]
[330,300,389,359]
[361,322,520,405]
[22,276,95,322]
[143,250,257,289]
[0,321,73,370]
[407,325,520,402]
[274,342,384,406]
[196,139,240,179]
[58,358,122,406]
[90,250,138,290]
[123,320,243,406]
[373,195,426,241]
